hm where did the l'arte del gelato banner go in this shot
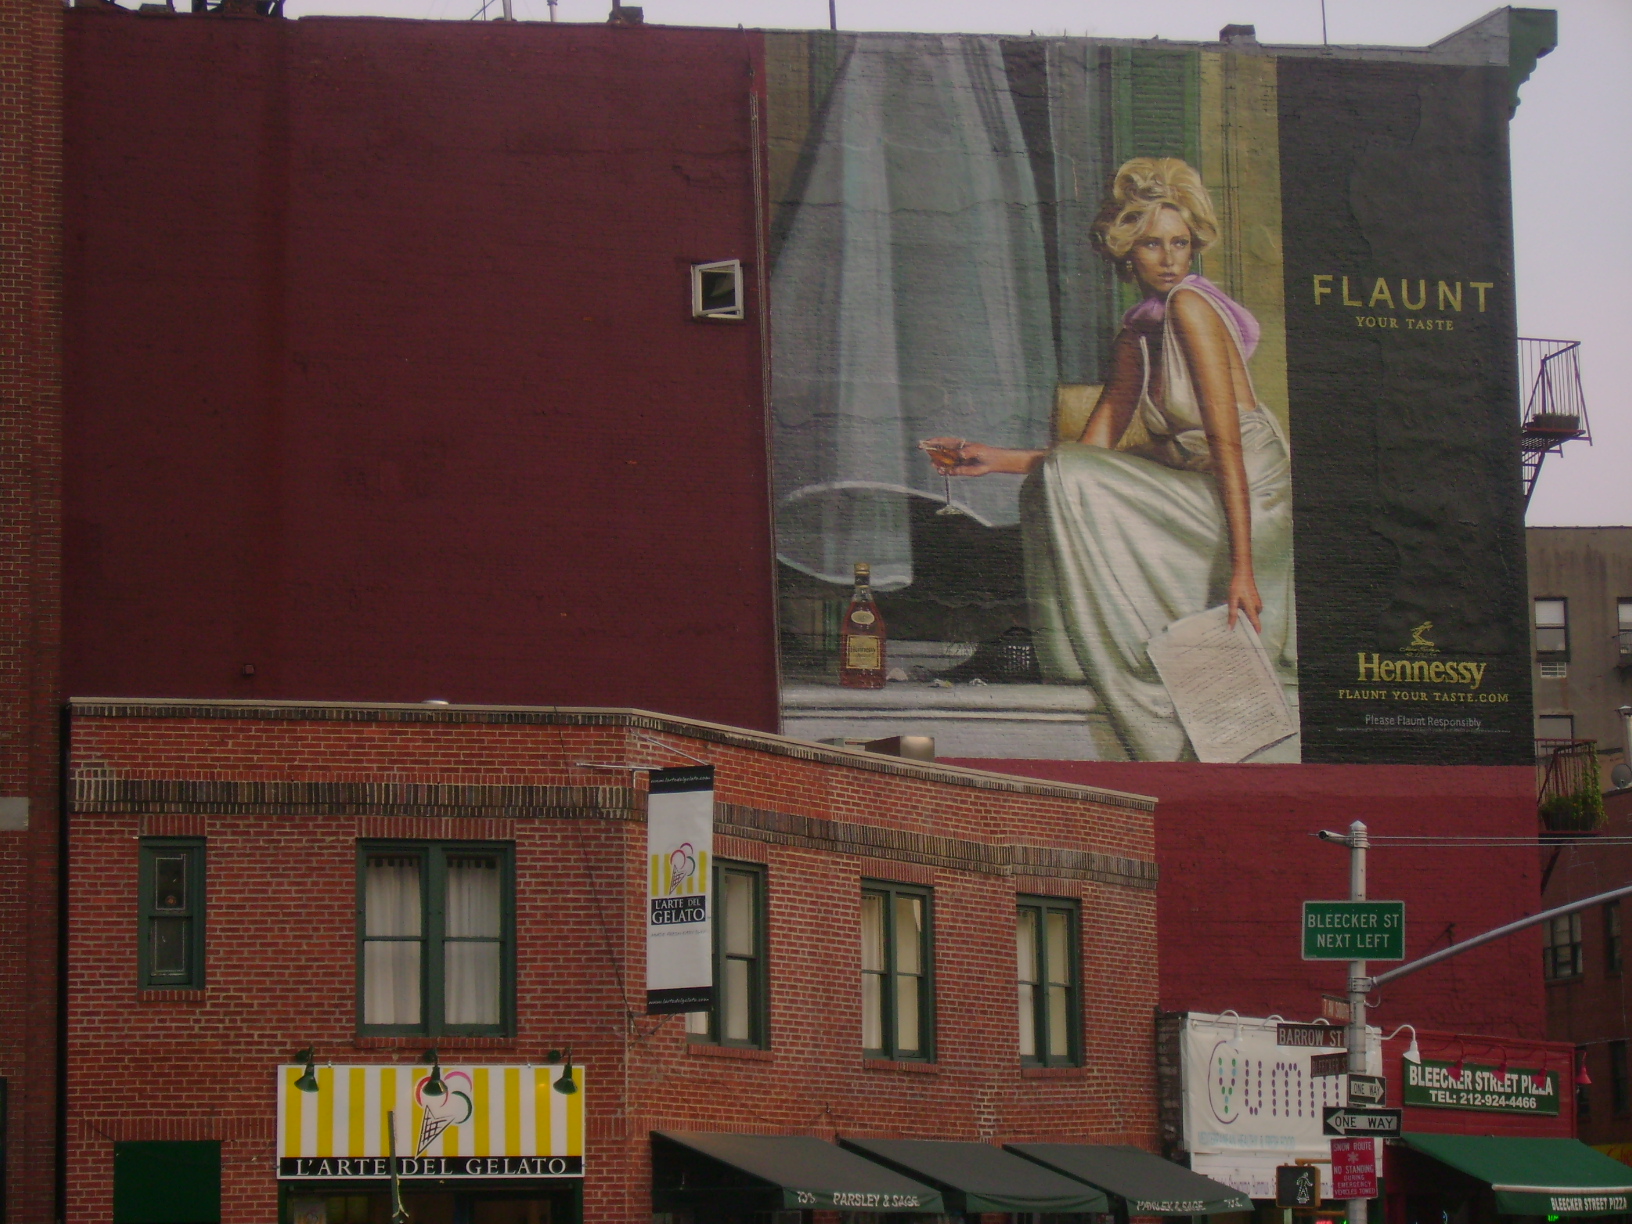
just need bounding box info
[767,33,1531,765]
[277,1062,583,1180]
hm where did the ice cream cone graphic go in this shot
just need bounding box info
[414,1069,473,1155]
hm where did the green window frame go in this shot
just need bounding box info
[357,842,515,1037]
[861,881,934,1061]
[1017,896,1081,1067]
[138,838,206,989]
[685,860,768,1048]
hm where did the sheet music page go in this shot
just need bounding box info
[1146,605,1298,763]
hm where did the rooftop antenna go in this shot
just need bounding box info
[1320,0,1328,44]
[828,0,836,30]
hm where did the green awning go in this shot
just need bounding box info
[651,1132,945,1214]
[1006,1142,1251,1215]
[840,1138,1110,1215]
[1401,1133,1632,1216]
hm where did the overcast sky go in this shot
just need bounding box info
[266,0,1631,525]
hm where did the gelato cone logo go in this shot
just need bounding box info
[667,843,697,894]
[1208,1039,1242,1124]
[415,1069,473,1154]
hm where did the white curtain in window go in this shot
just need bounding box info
[894,895,923,1053]
[861,894,885,1050]
[1017,909,1038,1058]
[364,857,422,1026]
[445,856,501,1026]
[1046,910,1071,1059]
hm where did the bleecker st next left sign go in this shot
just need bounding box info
[1302,901,1405,960]
[277,1063,584,1180]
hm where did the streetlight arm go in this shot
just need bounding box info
[1368,880,1632,989]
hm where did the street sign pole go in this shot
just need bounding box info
[1345,820,1369,1224]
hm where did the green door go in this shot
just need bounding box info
[113,1141,221,1224]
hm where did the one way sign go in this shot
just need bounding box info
[1322,1106,1403,1137]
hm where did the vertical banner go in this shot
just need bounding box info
[645,766,714,1014]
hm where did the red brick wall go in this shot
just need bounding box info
[0,1,63,1220]
[948,760,1546,1041]
[1542,786,1632,1146]
[67,706,1157,1223]
[63,11,778,729]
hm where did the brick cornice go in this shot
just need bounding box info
[67,782,1156,889]
[65,698,1157,811]
[73,777,639,820]
[716,802,1157,890]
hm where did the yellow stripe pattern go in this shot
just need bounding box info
[276,1063,583,1160]
[650,850,711,896]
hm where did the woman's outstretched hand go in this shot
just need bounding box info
[1227,571,1264,634]
[920,438,1046,477]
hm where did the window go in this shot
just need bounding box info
[861,882,932,1060]
[1544,911,1583,981]
[1620,599,1632,657]
[1017,897,1080,1066]
[690,259,744,320]
[1537,713,1575,742]
[139,839,205,988]
[359,843,513,1036]
[1614,1042,1631,1116]
[685,861,767,1048]
[1608,901,1623,974]
[1534,598,1569,658]
[1579,1051,1592,1120]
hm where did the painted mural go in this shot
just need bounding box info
[767,35,1531,765]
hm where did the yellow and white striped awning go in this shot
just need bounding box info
[277,1063,583,1180]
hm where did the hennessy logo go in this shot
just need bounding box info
[1405,622,1437,654]
[1356,654,1487,689]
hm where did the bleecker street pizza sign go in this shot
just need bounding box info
[1302,901,1405,960]
[1403,1059,1560,1116]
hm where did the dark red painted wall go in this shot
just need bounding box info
[947,760,1547,1040]
[64,11,777,727]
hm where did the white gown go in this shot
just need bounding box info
[1021,278,1297,761]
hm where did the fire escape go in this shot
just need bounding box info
[1519,337,1590,506]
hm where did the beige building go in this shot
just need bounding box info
[1528,527,1632,791]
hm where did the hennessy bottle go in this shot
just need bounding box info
[839,562,886,689]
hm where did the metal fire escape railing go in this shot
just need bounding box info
[1534,736,1606,832]
[1519,337,1590,506]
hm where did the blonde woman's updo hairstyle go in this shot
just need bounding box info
[1090,157,1220,280]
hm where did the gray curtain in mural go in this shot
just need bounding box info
[771,35,1060,592]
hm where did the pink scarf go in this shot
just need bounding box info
[1120,274,1260,359]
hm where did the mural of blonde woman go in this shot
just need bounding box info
[925,158,1296,761]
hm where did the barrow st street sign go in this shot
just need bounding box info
[1276,1022,1347,1048]
[1322,1106,1403,1137]
[1302,901,1406,960]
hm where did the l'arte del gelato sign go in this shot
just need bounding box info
[277,1063,583,1179]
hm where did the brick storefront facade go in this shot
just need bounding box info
[65,700,1159,1222]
